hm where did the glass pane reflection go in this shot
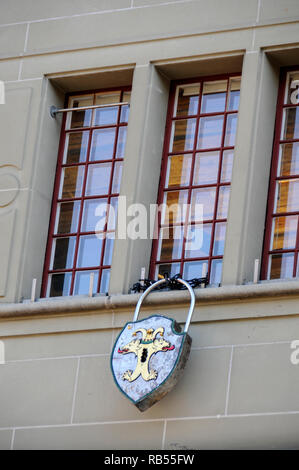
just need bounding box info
[157,226,184,261]
[193,151,219,185]
[213,222,226,256]
[59,166,84,199]
[156,262,181,279]
[210,259,222,284]
[77,235,103,268]
[185,223,212,258]
[81,199,108,233]
[275,179,299,213]
[86,163,112,196]
[170,119,196,153]
[183,260,207,279]
[278,142,299,177]
[271,216,298,250]
[201,80,227,114]
[268,253,294,279]
[48,273,72,297]
[51,237,76,270]
[198,116,224,149]
[100,269,110,293]
[165,154,192,188]
[55,201,81,234]
[283,107,299,140]
[221,150,234,182]
[74,270,99,295]
[225,114,238,147]
[94,92,121,126]
[191,188,216,221]
[90,128,116,161]
[228,77,241,111]
[68,96,93,129]
[64,132,89,164]
[175,85,200,117]
[162,191,188,225]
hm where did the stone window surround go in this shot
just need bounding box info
[15,46,299,305]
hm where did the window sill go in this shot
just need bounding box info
[1,278,299,321]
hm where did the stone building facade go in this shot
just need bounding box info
[0,0,299,449]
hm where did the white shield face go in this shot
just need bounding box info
[111,315,186,406]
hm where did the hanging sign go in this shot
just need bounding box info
[110,278,195,412]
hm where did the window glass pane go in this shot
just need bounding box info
[225,114,238,147]
[100,269,111,293]
[94,92,121,126]
[271,216,298,250]
[191,187,216,221]
[201,80,227,114]
[282,107,299,140]
[193,151,219,185]
[210,259,222,284]
[103,235,115,265]
[170,119,197,152]
[275,179,299,213]
[120,92,131,123]
[112,161,123,193]
[228,77,241,111]
[116,127,127,158]
[156,263,181,279]
[59,166,84,199]
[51,237,76,270]
[63,132,89,164]
[85,163,112,196]
[175,85,200,117]
[68,96,93,129]
[77,235,103,268]
[74,270,99,295]
[55,201,81,234]
[107,197,118,231]
[165,154,192,188]
[48,273,72,297]
[217,186,230,219]
[197,116,224,149]
[278,142,299,177]
[90,128,116,161]
[286,71,299,105]
[183,260,207,279]
[161,190,188,225]
[221,150,234,182]
[213,222,226,255]
[157,226,184,261]
[185,223,212,258]
[81,199,108,233]
[268,253,294,279]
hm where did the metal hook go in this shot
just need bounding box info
[133,278,195,333]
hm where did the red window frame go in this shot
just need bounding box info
[262,66,299,280]
[41,86,131,297]
[149,73,241,283]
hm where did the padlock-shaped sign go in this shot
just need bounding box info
[110,278,195,412]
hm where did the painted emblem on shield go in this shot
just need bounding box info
[111,277,195,411]
[111,315,192,411]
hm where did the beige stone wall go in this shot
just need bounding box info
[1,0,299,449]
[1,285,299,449]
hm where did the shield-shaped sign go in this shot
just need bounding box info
[111,314,192,412]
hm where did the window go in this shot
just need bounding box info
[262,68,299,280]
[150,74,241,284]
[42,87,131,297]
